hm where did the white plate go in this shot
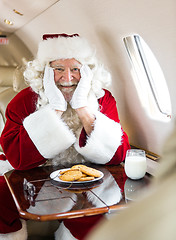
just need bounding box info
[50,168,104,184]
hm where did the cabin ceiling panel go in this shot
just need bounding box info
[0,0,59,33]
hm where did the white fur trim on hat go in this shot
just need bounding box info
[37,35,96,66]
[23,105,76,159]
[74,111,123,164]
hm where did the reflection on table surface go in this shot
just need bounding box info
[4,163,151,221]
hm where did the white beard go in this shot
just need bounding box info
[43,90,99,167]
[51,104,86,167]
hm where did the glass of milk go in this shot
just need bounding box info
[124,149,147,180]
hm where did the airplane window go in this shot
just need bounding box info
[123,34,172,122]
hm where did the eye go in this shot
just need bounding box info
[54,67,64,72]
[71,67,80,72]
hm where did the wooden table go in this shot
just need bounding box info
[4,164,151,221]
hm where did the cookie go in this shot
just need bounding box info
[71,165,83,171]
[77,176,95,181]
[81,173,87,177]
[60,169,75,175]
[71,165,101,178]
[59,170,82,182]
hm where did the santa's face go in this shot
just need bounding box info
[50,58,81,102]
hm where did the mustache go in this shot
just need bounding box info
[56,82,78,87]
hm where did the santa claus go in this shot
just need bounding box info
[0,33,130,239]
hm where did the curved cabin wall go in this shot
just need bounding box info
[2,0,176,155]
[0,33,33,66]
[0,34,33,151]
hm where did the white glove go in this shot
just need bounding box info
[43,66,67,111]
[70,65,93,109]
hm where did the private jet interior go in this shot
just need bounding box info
[0,0,175,240]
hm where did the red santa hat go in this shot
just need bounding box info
[37,33,97,66]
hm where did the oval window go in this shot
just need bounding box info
[123,34,172,122]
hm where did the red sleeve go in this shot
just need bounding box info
[0,88,46,170]
[79,89,130,165]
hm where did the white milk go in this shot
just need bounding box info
[124,156,147,180]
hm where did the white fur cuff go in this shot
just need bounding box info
[55,222,77,240]
[0,220,27,240]
[74,111,123,164]
[23,105,76,158]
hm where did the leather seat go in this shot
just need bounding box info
[0,65,27,152]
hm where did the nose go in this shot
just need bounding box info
[62,69,73,82]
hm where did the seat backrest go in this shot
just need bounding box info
[0,113,4,150]
[0,65,27,92]
[0,65,27,152]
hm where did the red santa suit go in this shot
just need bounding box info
[0,86,130,239]
[1,87,129,170]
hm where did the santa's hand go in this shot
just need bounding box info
[70,65,93,109]
[43,66,67,111]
